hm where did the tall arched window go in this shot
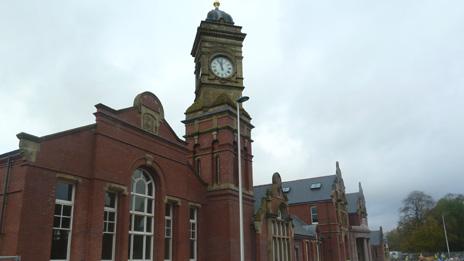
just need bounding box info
[129,169,154,261]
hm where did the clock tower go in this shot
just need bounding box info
[184,2,254,260]
[186,1,246,114]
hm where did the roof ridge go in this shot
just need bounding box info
[254,174,336,188]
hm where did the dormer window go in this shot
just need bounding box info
[282,187,291,193]
[310,183,322,190]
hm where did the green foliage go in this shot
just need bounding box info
[386,192,464,252]
[429,194,464,251]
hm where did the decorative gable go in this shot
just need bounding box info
[133,91,164,135]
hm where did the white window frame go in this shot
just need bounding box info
[102,191,118,261]
[129,169,155,261]
[50,182,75,261]
[189,207,198,261]
[310,206,318,224]
[271,220,291,261]
[164,204,173,261]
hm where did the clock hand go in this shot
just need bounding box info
[219,59,224,70]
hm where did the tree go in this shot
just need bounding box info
[429,193,464,251]
[388,192,464,253]
[386,228,401,251]
[400,191,435,226]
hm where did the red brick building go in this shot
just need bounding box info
[253,173,319,261]
[254,165,386,261]
[0,4,387,261]
[346,184,372,261]
[276,162,351,261]
[253,162,351,261]
[369,228,386,261]
[0,4,258,261]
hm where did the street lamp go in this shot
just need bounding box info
[236,95,249,261]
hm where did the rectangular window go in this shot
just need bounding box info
[214,155,220,184]
[164,204,173,261]
[50,182,74,261]
[189,207,197,261]
[310,206,318,224]
[195,158,201,177]
[102,191,117,261]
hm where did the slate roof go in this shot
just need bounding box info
[346,192,360,214]
[292,215,316,237]
[253,175,336,212]
[370,230,382,246]
[253,184,269,212]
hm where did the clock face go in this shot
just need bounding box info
[210,56,234,78]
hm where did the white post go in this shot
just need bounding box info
[236,97,247,261]
[442,215,451,258]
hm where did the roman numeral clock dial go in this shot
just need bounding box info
[210,56,234,78]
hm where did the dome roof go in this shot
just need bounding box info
[206,7,234,25]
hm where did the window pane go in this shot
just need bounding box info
[134,196,145,212]
[165,220,172,237]
[54,204,62,215]
[164,238,171,260]
[190,208,195,220]
[133,235,144,259]
[135,180,146,195]
[101,233,114,260]
[128,236,132,259]
[108,222,115,232]
[108,212,115,222]
[50,229,69,259]
[147,182,153,196]
[134,215,145,232]
[105,192,116,208]
[62,205,72,217]
[53,216,60,228]
[133,170,143,180]
[56,183,72,201]
[147,199,153,214]
[145,236,151,259]
[61,217,71,229]
[146,217,152,233]
[165,204,171,217]
[190,240,195,259]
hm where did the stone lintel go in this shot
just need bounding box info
[105,182,128,195]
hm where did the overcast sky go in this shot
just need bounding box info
[1,0,463,231]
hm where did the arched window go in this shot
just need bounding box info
[129,169,154,261]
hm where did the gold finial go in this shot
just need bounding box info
[213,0,220,9]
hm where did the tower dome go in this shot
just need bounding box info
[206,1,234,25]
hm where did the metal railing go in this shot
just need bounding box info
[0,257,20,261]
